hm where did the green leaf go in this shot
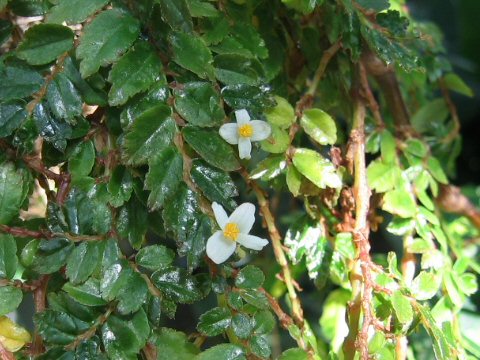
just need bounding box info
[183,126,240,171]
[404,138,427,158]
[151,328,199,360]
[157,0,193,33]
[195,344,246,360]
[108,41,162,106]
[356,0,389,11]
[281,0,319,14]
[0,235,17,281]
[46,0,108,24]
[411,271,440,300]
[187,0,219,17]
[117,197,148,249]
[292,148,342,189]
[190,159,238,210]
[367,160,401,193]
[250,335,271,358]
[300,108,337,145]
[213,54,260,86]
[77,9,140,78]
[235,265,265,289]
[230,22,268,59]
[377,10,409,37]
[250,155,287,181]
[260,125,290,153]
[32,238,74,274]
[17,24,73,65]
[136,245,174,271]
[443,73,474,97]
[46,73,82,121]
[0,19,12,46]
[0,64,43,101]
[253,310,275,335]
[411,99,448,133]
[239,288,268,309]
[391,291,413,325]
[231,313,252,339]
[383,189,417,218]
[122,104,176,166]
[107,166,133,207]
[286,165,302,197]
[35,310,90,345]
[197,307,231,336]
[222,84,275,111]
[169,32,215,80]
[66,242,101,285]
[457,273,478,296]
[264,96,295,129]
[0,286,22,316]
[151,266,203,303]
[33,102,72,152]
[279,348,309,360]
[427,157,448,184]
[0,100,27,137]
[0,162,28,225]
[63,278,107,306]
[101,309,149,359]
[145,146,183,210]
[174,82,225,126]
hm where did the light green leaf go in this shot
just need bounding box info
[411,99,448,133]
[250,155,286,181]
[367,160,401,193]
[0,286,22,316]
[443,73,474,97]
[122,104,176,166]
[411,271,440,300]
[278,348,309,360]
[17,24,73,65]
[427,157,448,184]
[286,165,302,197]
[260,124,290,153]
[383,188,417,218]
[292,148,342,189]
[264,96,295,129]
[108,41,162,106]
[391,291,413,325]
[300,108,337,145]
[77,9,140,78]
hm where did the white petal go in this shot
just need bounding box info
[238,137,252,159]
[206,231,237,264]
[249,120,271,141]
[235,109,251,125]
[229,202,255,234]
[219,123,239,144]
[237,234,269,251]
[212,202,228,229]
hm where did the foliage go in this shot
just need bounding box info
[0,0,478,359]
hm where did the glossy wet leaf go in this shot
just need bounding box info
[32,238,74,274]
[17,24,73,65]
[0,64,43,101]
[0,162,29,225]
[46,0,108,24]
[145,146,183,210]
[235,265,265,289]
[46,73,82,121]
[77,9,140,78]
[108,41,162,106]
[221,84,275,111]
[292,148,342,189]
[158,0,193,33]
[197,307,231,336]
[174,82,225,127]
[0,286,22,316]
[35,310,90,345]
[0,234,18,279]
[250,334,271,358]
[33,102,72,152]
[66,242,101,285]
[232,313,252,339]
[151,328,200,360]
[123,104,176,165]
[107,166,133,207]
[63,278,107,307]
[0,100,27,137]
[300,108,337,145]
[136,245,175,271]
[183,126,240,171]
[151,267,203,303]
[195,344,246,360]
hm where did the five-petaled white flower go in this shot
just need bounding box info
[219,109,271,160]
[206,202,269,264]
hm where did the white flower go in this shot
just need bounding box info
[219,109,271,159]
[206,202,269,264]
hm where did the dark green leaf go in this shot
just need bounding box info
[107,166,133,207]
[0,162,29,224]
[239,288,268,310]
[377,10,409,37]
[250,335,271,358]
[230,22,268,59]
[190,159,237,210]
[33,102,72,152]
[356,0,389,11]
[197,307,231,336]
[213,54,260,86]
[0,64,43,101]
[0,19,12,46]
[145,146,183,210]
[253,310,275,334]
[17,24,73,65]
[117,197,148,249]
[108,41,162,106]
[46,73,83,121]
[32,238,74,274]
[66,242,101,284]
[221,84,275,111]
[183,127,240,171]
[46,0,109,25]
[0,286,22,316]
[157,0,193,33]
[195,344,246,360]
[151,266,203,303]
[63,278,107,306]
[136,245,175,271]
[231,313,252,339]
[174,82,225,127]
[281,0,319,14]
[35,310,90,345]
[235,265,265,289]
[0,100,27,137]
[169,32,215,80]
[150,328,199,360]
[77,9,140,78]
[0,234,17,279]
[123,104,176,165]
[187,0,219,17]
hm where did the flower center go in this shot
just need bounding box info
[238,124,253,138]
[223,222,240,241]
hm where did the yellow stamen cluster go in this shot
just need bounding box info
[223,222,240,241]
[238,124,253,138]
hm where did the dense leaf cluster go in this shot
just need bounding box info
[0,0,478,359]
